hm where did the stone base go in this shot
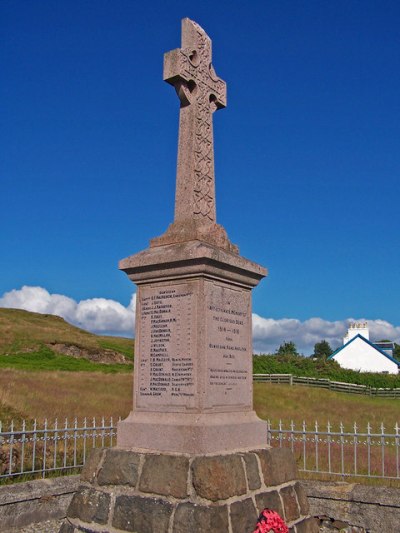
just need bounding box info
[117,411,268,454]
[60,447,318,533]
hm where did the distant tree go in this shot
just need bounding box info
[276,341,299,357]
[394,343,400,361]
[313,340,332,359]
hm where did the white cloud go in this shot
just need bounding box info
[0,286,135,336]
[252,314,400,354]
[1,286,399,353]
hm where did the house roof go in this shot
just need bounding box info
[328,334,400,366]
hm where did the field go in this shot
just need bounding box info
[253,382,400,428]
[1,370,399,429]
[0,369,132,423]
[1,372,399,486]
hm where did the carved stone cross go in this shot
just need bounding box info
[164,18,226,224]
[151,18,237,253]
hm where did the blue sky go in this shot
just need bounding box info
[1,1,399,353]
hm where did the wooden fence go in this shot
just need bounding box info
[253,374,400,398]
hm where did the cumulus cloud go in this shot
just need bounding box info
[0,286,135,336]
[252,314,400,355]
[1,286,399,353]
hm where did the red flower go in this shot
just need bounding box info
[252,509,289,533]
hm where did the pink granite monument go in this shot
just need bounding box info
[61,19,318,533]
[117,17,267,454]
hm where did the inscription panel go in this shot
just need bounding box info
[204,281,252,409]
[136,282,196,410]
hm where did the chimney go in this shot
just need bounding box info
[343,322,369,345]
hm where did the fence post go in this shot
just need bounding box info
[290,420,295,453]
[340,422,344,476]
[395,422,399,479]
[367,422,371,476]
[381,422,386,478]
[110,416,114,447]
[327,421,331,473]
[302,420,307,471]
[353,422,358,475]
[62,418,68,469]
[53,418,58,470]
[42,418,48,478]
[20,419,26,474]
[8,420,14,476]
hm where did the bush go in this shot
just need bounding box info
[253,353,400,388]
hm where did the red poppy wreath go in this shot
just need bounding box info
[252,509,289,533]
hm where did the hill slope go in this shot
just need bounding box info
[0,308,134,365]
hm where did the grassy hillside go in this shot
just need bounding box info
[0,308,134,371]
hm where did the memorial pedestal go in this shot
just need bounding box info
[61,447,318,533]
[117,240,267,454]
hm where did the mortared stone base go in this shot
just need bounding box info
[59,447,318,533]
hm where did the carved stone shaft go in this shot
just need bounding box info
[164,18,226,225]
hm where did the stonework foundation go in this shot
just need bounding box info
[60,447,318,533]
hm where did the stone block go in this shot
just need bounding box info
[242,452,261,490]
[281,485,300,522]
[294,482,310,515]
[67,487,110,525]
[255,490,283,516]
[59,522,75,533]
[97,449,140,487]
[112,494,173,532]
[255,448,298,486]
[80,449,104,483]
[295,517,319,533]
[139,454,189,498]
[192,454,246,501]
[173,502,229,533]
[230,497,258,533]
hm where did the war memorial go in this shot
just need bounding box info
[61,19,318,533]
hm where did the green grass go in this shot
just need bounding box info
[253,353,400,389]
[0,308,134,372]
[0,345,133,373]
[253,382,400,428]
[98,337,134,360]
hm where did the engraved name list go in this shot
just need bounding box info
[136,284,196,409]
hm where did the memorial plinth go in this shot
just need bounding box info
[61,18,318,533]
[117,240,267,454]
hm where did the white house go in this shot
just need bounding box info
[329,322,399,374]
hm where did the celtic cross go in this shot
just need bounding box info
[164,18,226,224]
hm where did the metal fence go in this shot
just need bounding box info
[1,417,400,483]
[267,420,400,481]
[0,418,117,481]
[254,373,400,398]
